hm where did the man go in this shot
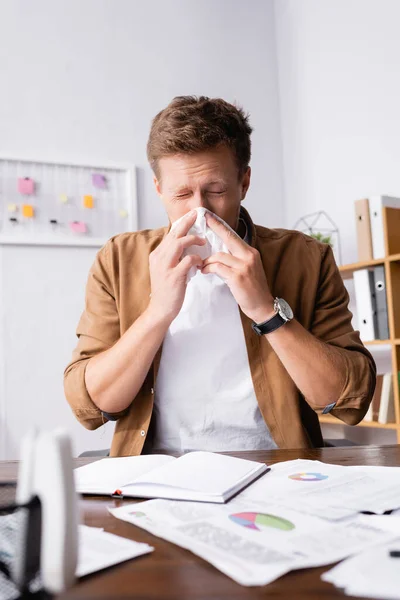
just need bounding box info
[64,96,376,456]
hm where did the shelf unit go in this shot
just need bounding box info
[319,207,400,441]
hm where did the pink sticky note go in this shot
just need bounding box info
[70,221,87,234]
[18,177,35,195]
[92,173,107,189]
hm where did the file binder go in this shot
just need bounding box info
[355,199,373,261]
[378,373,395,424]
[369,196,400,259]
[372,374,384,421]
[373,266,389,340]
[353,269,377,341]
[364,374,384,422]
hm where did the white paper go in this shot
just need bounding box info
[74,454,175,494]
[322,538,400,600]
[357,515,400,534]
[239,459,400,518]
[77,525,153,578]
[110,497,397,587]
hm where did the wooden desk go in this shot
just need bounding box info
[2,445,400,599]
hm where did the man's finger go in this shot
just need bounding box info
[168,235,206,265]
[177,254,204,277]
[202,252,241,269]
[170,210,198,238]
[205,212,247,256]
[201,262,232,281]
[179,235,207,251]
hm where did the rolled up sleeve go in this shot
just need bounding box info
[64,240,121,430]
[307,244,376,425]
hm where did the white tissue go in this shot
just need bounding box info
[171,208,230,281]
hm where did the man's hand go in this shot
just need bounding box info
[148,210,206,322]
[201,212,275,323]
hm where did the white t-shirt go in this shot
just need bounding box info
[152,209,277,452]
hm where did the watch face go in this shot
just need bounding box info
[276,298,293,321]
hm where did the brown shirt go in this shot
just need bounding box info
[64,208,376,456]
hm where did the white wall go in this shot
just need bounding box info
[0,0,284,458]
[0,246,112,460]
[274,0,400,265]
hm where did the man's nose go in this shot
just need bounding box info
[190,191,211,211]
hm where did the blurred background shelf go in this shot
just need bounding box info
[319,207,400,444]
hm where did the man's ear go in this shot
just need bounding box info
[241,167,251,200]
[153,176,162,198]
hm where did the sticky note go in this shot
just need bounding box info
[70,221,87,234]
[92,173,107,189]
[22,205,34,218]
[119,209,128,218]
[7,204,17,213]
[18,178,35,195]
[83,195,94,209]
[60,194,68,204]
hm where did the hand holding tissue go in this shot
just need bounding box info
[148,209,205,322]
[149,207,274,325]
[174,207,232,281]
[200,209,274,324]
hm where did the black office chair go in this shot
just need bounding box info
[324,438,359,447]
[79,449,110,457]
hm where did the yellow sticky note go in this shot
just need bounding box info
[7,204,17,213]
[83,195,94,209]
[60,194,68,204]
[22,205,34,218]
[119,209,128,218]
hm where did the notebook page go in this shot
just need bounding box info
[74,455,175,494]
[125,451,265,496]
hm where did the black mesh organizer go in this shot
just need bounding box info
[0,483,50,599]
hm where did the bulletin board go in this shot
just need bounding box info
[0,157,138,246]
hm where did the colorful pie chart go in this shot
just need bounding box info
[289,472,329,481]
[229,512,295,532]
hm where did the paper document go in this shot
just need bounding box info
[322,537,400,599]
[77,525,153,577]
[239,459,400,518]
[110,498,396,587]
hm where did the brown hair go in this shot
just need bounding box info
[147,96,252,178]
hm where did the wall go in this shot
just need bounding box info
[0,246,110,459]
[0,0,284,458]
[274,0,400,265]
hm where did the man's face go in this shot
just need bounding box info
[154,145,251,230]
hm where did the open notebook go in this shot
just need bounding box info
[74,451,268,503]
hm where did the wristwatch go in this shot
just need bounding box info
[252,297,293,336]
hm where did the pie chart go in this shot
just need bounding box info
[289,472,328,481]
[229,512,295,532]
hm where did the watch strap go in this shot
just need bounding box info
[251,312,286,336]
